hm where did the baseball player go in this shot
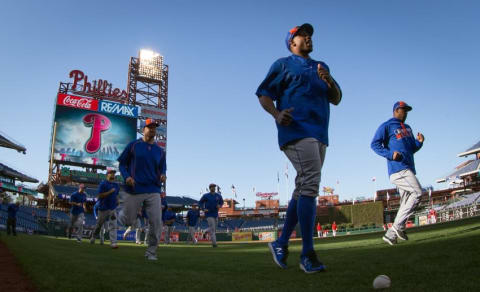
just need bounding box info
[186,204,200,244]
[93,200,108,244]
[67,184,87,242]
[371,101,424,245]
[199,183,223,248]
[163,207,176,244]
[6,201,20,236]
[90,169,120,248]
[256,23,342,273]
[117,118,166,260]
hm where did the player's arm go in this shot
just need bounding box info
[199,196,208,212]
[371,124,396,160]
[158,149,167,183]
[414,132,425,152]
[317,63,341,105]
[258,96,294,126]
[217,196,224,210]
[118,142,134,185]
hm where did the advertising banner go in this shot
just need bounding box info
[278,230,296,239]
[53,93,137,167]
[140,105,167,120]
[99,100,138,118]
[232,232,253,241]
[258,231,276,242]
[160,231,179,242]
[418,215,428,226]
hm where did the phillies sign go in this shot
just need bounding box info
[57,93,98,111]
[99,100,138,118]
[69,69,127,100]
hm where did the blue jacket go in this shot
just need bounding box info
[70,191,87,215]
[97,180,120,211]
[93,201,100,219]
[186,209,200,227]
[371,117,423,176]
[256,55,341,148]
[7,204,19,219]
[199,193,224,218]
[163,210,176,226]
[118,139,166,195]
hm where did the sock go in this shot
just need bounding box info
[298,195,316,256]
[277,198,298,247]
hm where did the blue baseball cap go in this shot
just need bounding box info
[393,101,412,112]
[285,23,314,51]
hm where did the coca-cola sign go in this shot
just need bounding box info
[57,93,99,111]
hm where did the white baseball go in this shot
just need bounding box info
[373,275,391,289]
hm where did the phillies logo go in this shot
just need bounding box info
[57,93,99,111]
[83,113,111,154]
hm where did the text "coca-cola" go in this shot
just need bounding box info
[57,93,99,111]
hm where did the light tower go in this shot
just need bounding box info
[126,49,168,149]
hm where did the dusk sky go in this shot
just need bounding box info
[1,0,479,207]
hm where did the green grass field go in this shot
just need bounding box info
[2,217,480,292]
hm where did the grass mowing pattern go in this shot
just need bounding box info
[2,217,479,291]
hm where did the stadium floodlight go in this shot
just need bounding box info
[138,49,163,81]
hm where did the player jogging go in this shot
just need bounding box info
[371,101,424,245]
[256,23,342,273]
[199,184,223,248]
[90,169,120,248]
[118,118,166,260]
[186,204,200,244]
[67,184,87,242]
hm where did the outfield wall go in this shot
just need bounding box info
[317,201,384,227]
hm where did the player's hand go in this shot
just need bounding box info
[392,151,403,161]
[417,132,425,143]
[204,209,209,212]
[126,177,135,186]
[275,108,294,126]
[160,174,166,183]
[317,64,332,89]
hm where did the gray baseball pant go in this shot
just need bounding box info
[119,192,162,257]
[386,169,422,239]
[68,213,84,240]
[207,217,217,245]
[135,218,142,243]
[283,138,326,199]
[187,226,197,243]
[99,221,108,243]
[91,209,117,244]
[164,225,173,243]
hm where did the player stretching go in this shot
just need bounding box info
[256,23,342,273]
[67,184,87,242]
[186,204,200,244]
[90,169,119,248]
[371,101,424,245]
[118,118,166,260]
[199,184,223,248]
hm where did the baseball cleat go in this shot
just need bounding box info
[299,250,326,274]
[145,252,158,261]
[268,241,289,269]
[382,235,397,245]
[392,226,408,241]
